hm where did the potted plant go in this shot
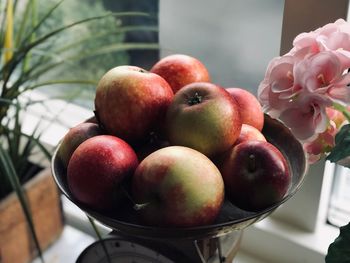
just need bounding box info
[0,0,158,262]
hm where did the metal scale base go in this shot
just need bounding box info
[76,230,243,263]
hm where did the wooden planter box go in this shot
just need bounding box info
[0,168,63,263]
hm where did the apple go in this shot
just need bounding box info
[131,146,224,227]
[226,87,264,131]
[67,135,139,211]
[58,122,101,168]
[166,82,242,157]
[211,124,266,174]
[234,124,266,146]
[220,140,291,211]
[150,54,210,93]
[94,65,174,143]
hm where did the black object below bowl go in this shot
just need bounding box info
[51,115,307,240]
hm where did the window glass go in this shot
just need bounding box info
[326,3,350,228]
[328,165,350,227]
[159,0,284,94]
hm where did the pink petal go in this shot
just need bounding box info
[279,93,331,140]
[334,49,350,69]
[280,107,318,140]
[327,73,350,103]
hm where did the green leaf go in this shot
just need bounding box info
[19,0,64,46]
[20,129,52,161]
[326,222,350,263]
[15,0,35,47]
[0,145,44,263]
[326,124,350,163]
[8,101,21,165]
[2,121,52,162]
[20,11,152,54]
[12,42,157,92]
[24,79,97,91]
[0,97,15,105]
[0,1,8,56]
[63,42,159,62]
[54,25,158,53]
[0,11,152,88]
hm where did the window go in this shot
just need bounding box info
[159,0,284,94]
[328,164,350,227]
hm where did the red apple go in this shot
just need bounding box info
[94,66,174,143]
[67,135,139,211]
[226,87,264,131]
[132,146,224,227]
[220,140,291,211]
[150,54,210,93]
[58,122,101,168]
[234,124,266,146]
[166,82,242,157]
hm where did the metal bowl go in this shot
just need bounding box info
[51,115,307,240]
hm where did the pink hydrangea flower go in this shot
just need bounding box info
[259,50,350,140]
[293,51,350,104]
[259,19,350,163]
[258,55,299,118]
[290,19,350,67]
[258,19,350,141]
[279,92,332,140]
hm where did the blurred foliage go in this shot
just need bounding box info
[0,0,158,260]
[35,0,130,107]
[0,0,159,197]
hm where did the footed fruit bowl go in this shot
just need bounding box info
[51,115,307,240]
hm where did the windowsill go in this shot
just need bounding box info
[25,90,340,262]
[239,216,339,263]
[31,225,96,263]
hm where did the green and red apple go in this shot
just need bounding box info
[131,146,224,227]
[166,82,242,157]
[58,122,101,168]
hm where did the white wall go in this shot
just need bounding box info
[159,0,284,94]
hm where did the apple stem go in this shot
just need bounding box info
[188,92,202,106]
[248,154,256,172]
[120,185,150,211]
[133,203,150,211]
